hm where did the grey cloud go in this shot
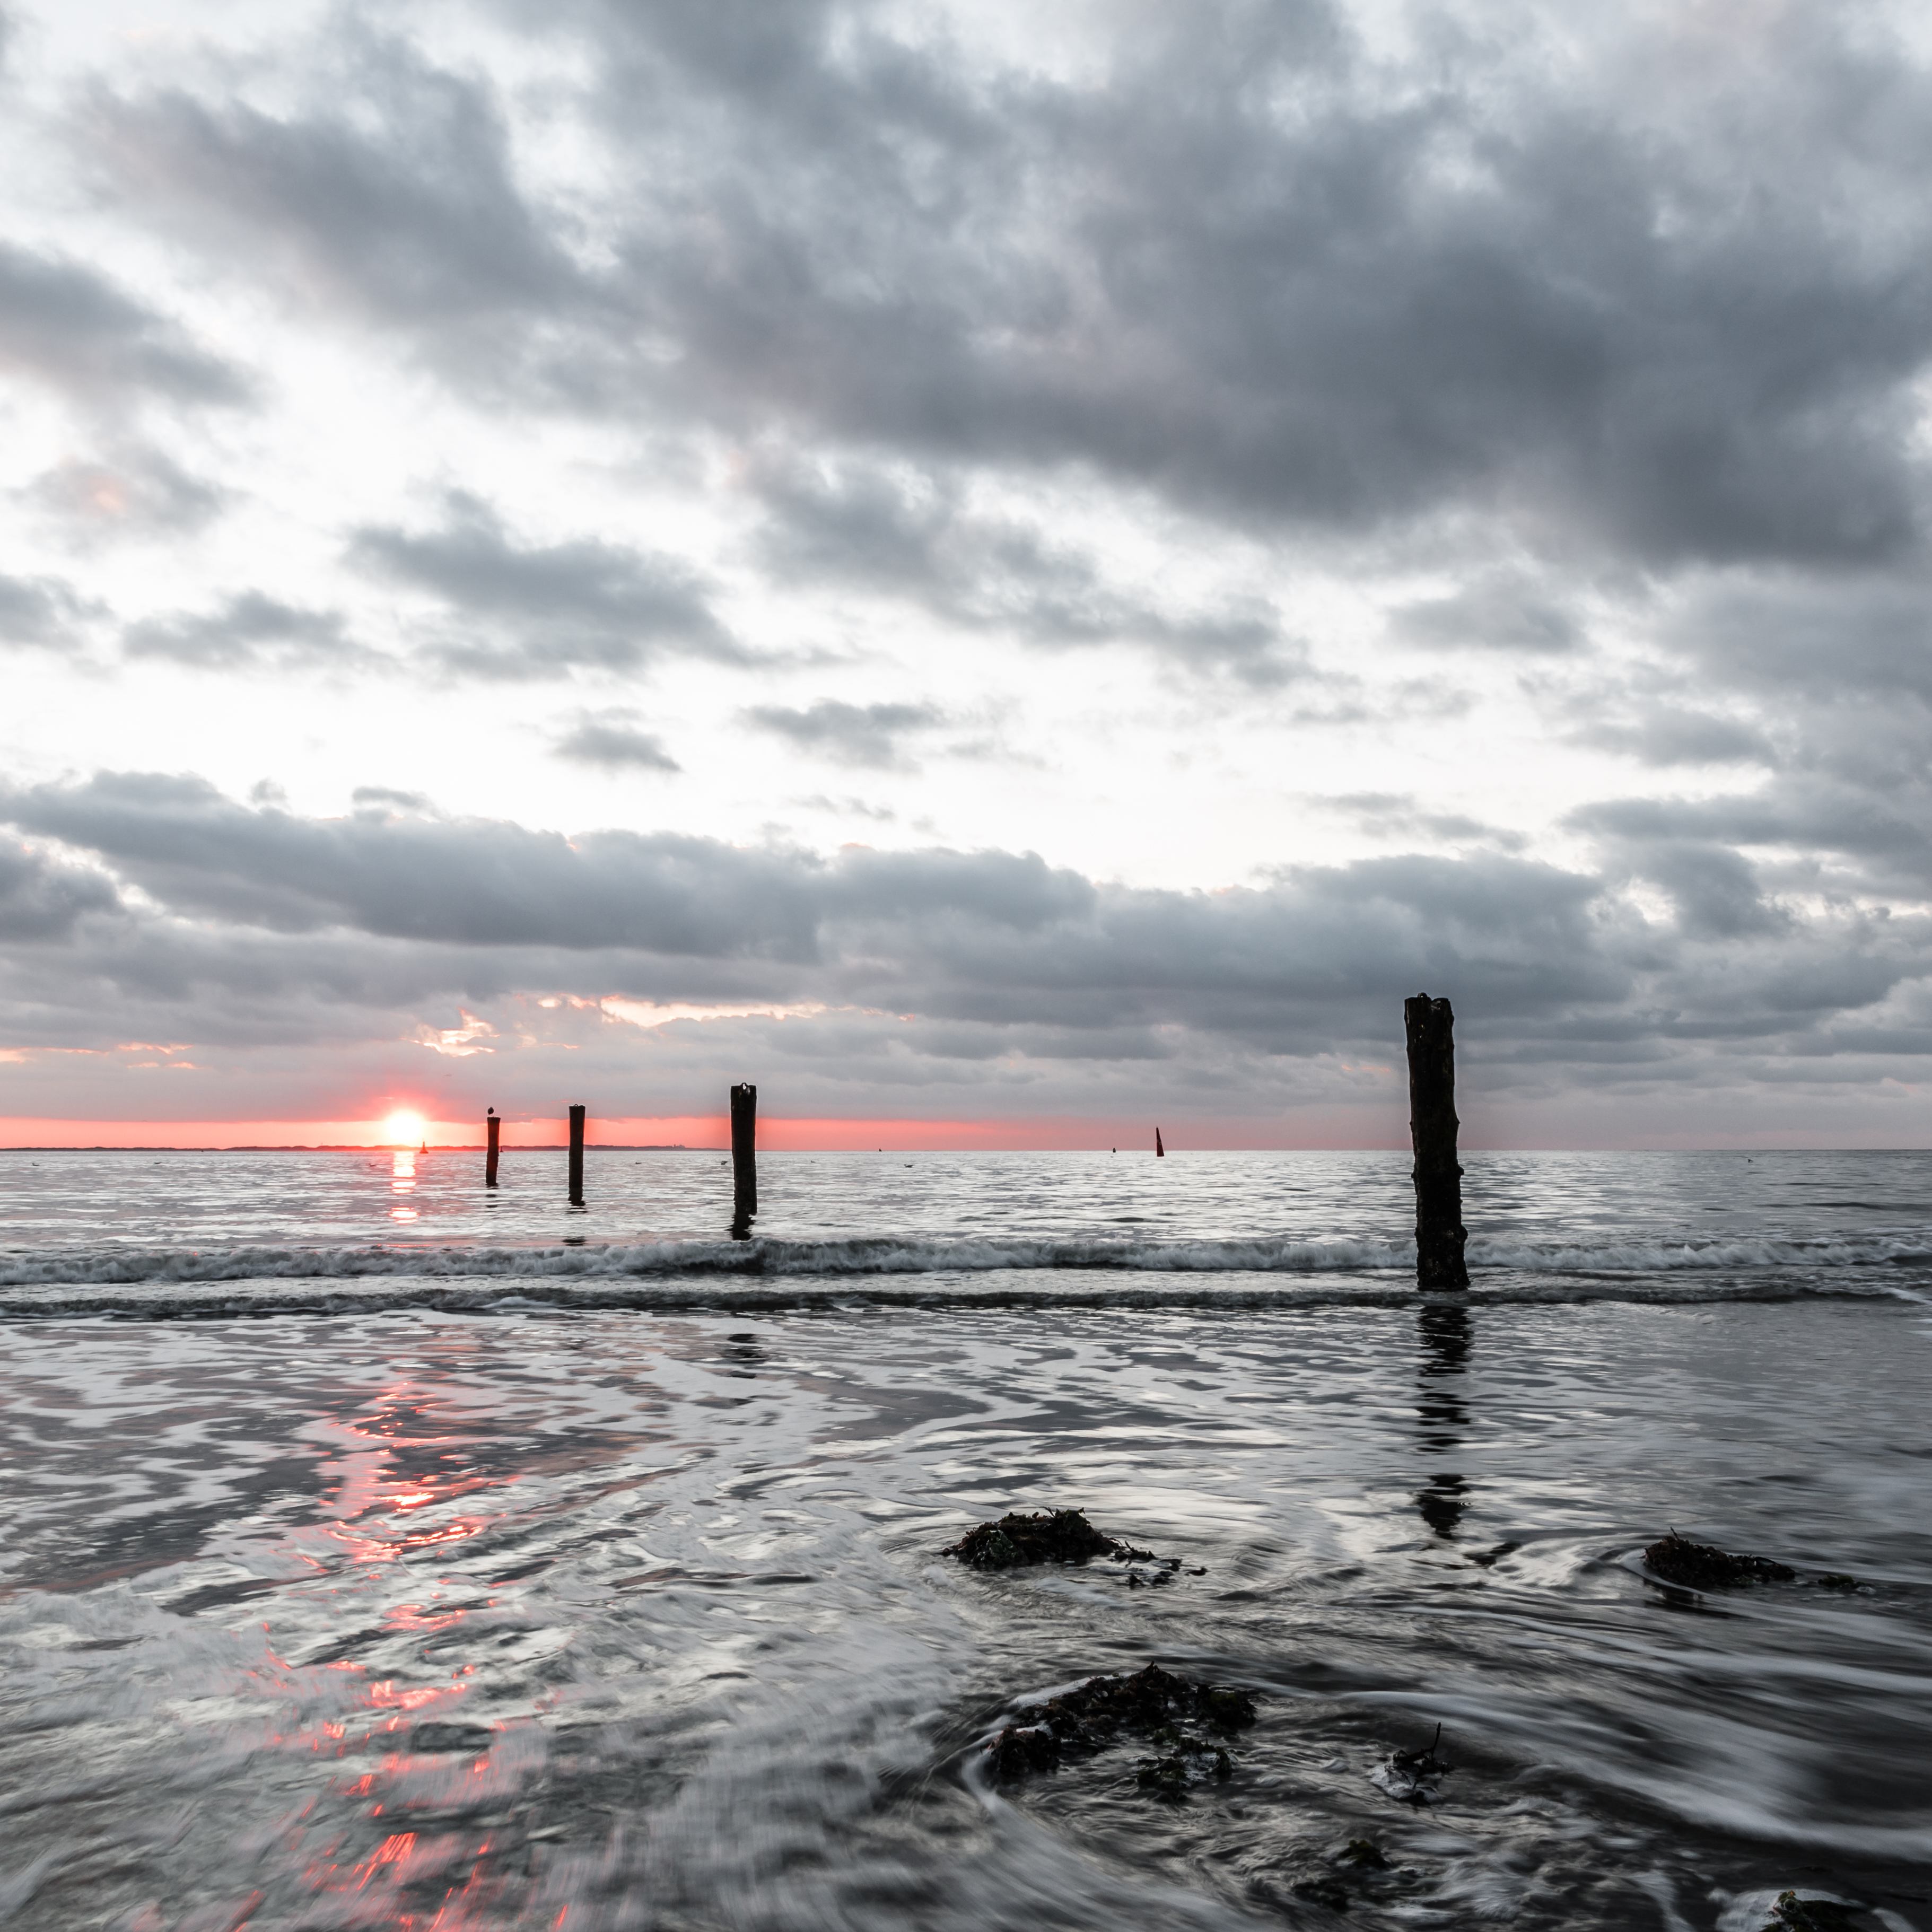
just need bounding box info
[1672,575,1932,707]
[83,4,1932,566]
[1626,842,1789,943]
[1573,707,1776,768]
[0,240,249,405]
[84,32,595,347]
[124,591,360,669]
[744,699,944,769]
[4,769,1924,1056]
[1389,575,1580,654]
[6,775,1932,1116]
[350,787,433,814]
[753,456,1306,685]
[349,492,738,677]
[29,444,228,539]
[552,712,681,772]
[1570,779,1932,892]
[794,794,897,823]
[1325,792,1528,851]
[0,572,89,649]
[0,840,121,941]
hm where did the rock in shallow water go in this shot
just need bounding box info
[1642,1531,1796,1589]
[942,1507,1149,1568]
[982,1661,1257,1788]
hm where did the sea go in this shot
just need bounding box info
[0,1146,1927,1932]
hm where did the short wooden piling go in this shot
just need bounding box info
[1404,994,1469,1289]
[730,1083,757,1235]
[485,1107,500,1187]
[568,1103,585,1207]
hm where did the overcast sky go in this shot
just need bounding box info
[4,0,1932,1147]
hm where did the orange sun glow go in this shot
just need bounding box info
[383,1110,427,1146]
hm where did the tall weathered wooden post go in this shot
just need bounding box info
[1404,994,1469,1289]
[730,1083,757,1237]
[485,1107,500,1187]
[567,1104,585,1207]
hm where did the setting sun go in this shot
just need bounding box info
[382,1110,426,1147]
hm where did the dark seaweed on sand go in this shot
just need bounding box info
[982,1662,1256,1790]
[1643,1531,1796,1589]
[942,1507,1152,1569]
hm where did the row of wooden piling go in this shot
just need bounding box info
[480,1086,760,1232]
[462,995,1470,1282]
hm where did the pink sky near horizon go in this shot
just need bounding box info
[0,1113,1417,1151]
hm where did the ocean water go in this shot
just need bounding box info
[0,1148,1927,1931]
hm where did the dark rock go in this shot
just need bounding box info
[1335,1839,1389,1870]
[984,1724,1061,1779]
[943,1508,1126,1568]
[1038,1662,1257,1745]
[1292,1878,1352,1910]
[1643,1532,1797,1589]
[1135,1736,1231,1798]
[1814,1573,1862,1592]
[981,1662,1258,1785]
[1763,1890,1873,1931]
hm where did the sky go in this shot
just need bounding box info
[4,0,1932,1149]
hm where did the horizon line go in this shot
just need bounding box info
[3,1141,1926,1155]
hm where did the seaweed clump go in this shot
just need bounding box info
[1762,1891,1873,1931]
[1643,1532,1796,1589]
[1135,1733,1232,1796]
[945,1508,1138,1569]
[1369,1725,1453,1806]
[982,1662,1257,1795]
[1291,1878,1351,1910]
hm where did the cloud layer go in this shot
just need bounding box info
[3,0,1931,1140]
[4,773,1928,1136]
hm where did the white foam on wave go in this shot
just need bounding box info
[1,1226,1927,1296]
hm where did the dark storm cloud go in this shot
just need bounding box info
[744,699,945,770]
[78,1,1932,566]
[751,457,1304,683]
[348,492,740,677]
[0,240,249,406]
[28,444,228,540]
[123,592,361,669]
[0,572,90,649]
[552,712,682,773]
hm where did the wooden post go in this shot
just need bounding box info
[485,1108,500,1187]
[1404,994,1469,1289]
[568,1103,585,1207]
[730,1083,757,1235]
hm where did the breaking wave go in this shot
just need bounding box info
[1,1229,1926,1318]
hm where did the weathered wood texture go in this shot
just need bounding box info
[730,1083,757,1232]
[1404,994,1470,1290]
[568,1103,585,1207]
[485,1108,500,1187]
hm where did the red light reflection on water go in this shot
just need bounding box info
[390,1150,420,1223]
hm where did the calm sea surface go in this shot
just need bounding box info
[1,1149,1928,1930]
